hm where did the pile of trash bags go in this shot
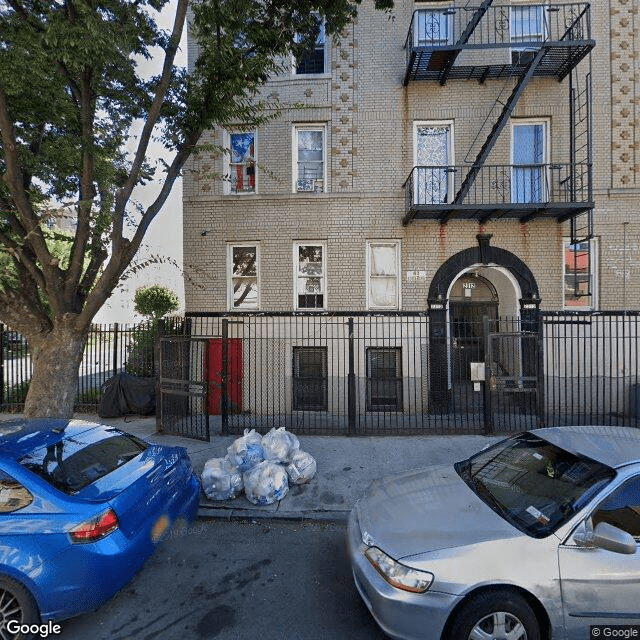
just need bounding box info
[201,427,317,505]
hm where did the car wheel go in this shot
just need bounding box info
[0,575,39,640]
[449,589,540,640]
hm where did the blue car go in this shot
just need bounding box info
[0,418,201,638]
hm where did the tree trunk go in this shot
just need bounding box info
[23,317,89,418]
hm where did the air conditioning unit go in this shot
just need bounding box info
[297,179,324,193]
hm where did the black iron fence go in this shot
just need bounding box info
[180,311,640,436]
[0,318,184,412]
[3,312,640,437]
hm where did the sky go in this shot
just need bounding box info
[94,1,188,324]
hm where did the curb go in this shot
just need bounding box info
[197,504,349,523]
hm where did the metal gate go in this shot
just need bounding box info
[156,335,210,441]
[485,328,540,433]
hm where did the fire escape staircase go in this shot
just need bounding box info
[402,2,595,227]
[405,0,495,87]
[444,47,546,225]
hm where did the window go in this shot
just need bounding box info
[18,432,147,496]
[294,126,325,193]
[563,238,597,309]
[294,243,326,310]
[292,347,328,411]
[413,9,453,47]
[367,348,403,412]
[228,244,259,310]
[0,469,33,512]
[295,16,327,75]
[414,121,454,205]
[511,121,548,204]
[367,241,400,310]
[225,131,256,194]
[592,477,640,539]
[510,5,548,65]
[456,432,615,538]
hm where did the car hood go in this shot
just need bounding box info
[355,464,522,560]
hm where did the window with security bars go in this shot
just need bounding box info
[292,347,328,411]
[366,348,402,412]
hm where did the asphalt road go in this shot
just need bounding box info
[58,518,390,640]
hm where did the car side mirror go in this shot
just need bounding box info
[593,522,637,555]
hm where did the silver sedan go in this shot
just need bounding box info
[347,426,640,640]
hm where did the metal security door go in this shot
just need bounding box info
[157,335,210,441]
[486,328,540,433]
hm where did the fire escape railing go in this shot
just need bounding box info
[404,2,593,84]
[402,163,592,225]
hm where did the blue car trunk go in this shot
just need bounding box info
[77,445,194,539]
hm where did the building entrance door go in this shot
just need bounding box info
[450,301,498,382]
[449,273,499,382]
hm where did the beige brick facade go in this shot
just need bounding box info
[184,0,640,314]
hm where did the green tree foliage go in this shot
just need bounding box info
[134,285,179,321]
[0,0,393,416]
[126,285,179,377]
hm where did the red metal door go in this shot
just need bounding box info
[207,338,243,415]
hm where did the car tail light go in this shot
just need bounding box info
[70,509,119,543]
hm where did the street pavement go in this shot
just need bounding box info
[73,413,502,522]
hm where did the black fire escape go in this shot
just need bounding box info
[402,1,594,253]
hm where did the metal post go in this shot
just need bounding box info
[483,315,494,434]
[112,322,119,377]
[537,312,545,427]
[221,319,229,435]
[0,323,4,407]
[155,320,165,433]
[347,317,356,435]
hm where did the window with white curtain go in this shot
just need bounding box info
[367,241,400,310]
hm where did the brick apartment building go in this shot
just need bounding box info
[180,1,640,431]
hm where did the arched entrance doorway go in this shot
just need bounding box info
[450,273,498,382]
[427,235,541,423]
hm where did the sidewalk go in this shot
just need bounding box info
[80,414,501,522]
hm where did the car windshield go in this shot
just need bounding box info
[455,432,615,538]
[18,429,148,495]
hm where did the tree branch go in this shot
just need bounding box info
[113,0,188,233]
[0,84,61,306]
[65,62,96,302]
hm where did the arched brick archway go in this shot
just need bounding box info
[427,234,541,412]
[428,235,539,302]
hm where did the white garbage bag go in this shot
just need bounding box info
[261,427,300,464]
[227,428,264,472]
[243,461,289,505]
[201,457,243,501]
[285,450,317,485]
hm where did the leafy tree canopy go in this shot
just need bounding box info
[134,284,179,321]
[0,0,393,416]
